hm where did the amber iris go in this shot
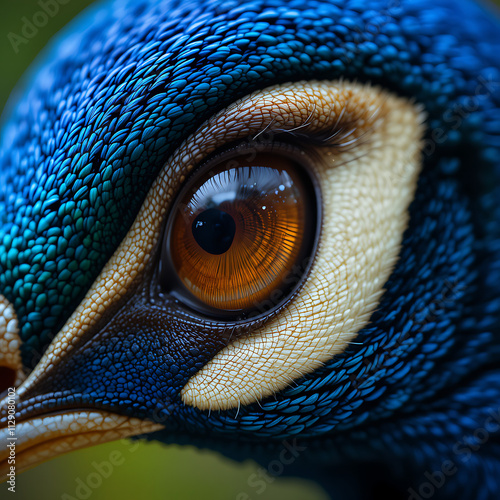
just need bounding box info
[168,152,313,312]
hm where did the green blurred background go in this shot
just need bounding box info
[0,1,328,499]
[1,0,499,499]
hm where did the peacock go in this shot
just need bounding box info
[0,0,499,498]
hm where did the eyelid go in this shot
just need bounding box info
[179,139,316,191]
[169,80,387,181]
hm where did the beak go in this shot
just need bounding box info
[0,381,163,479]
[0,290,166,480]
[0,405,163,477]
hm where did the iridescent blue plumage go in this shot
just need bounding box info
[0,0,499,498]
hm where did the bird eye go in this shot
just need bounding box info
[161,147,320,317]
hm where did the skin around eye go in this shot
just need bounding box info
[164,152,318,314]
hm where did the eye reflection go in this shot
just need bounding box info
[163,152,319,315]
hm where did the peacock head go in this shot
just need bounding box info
[0,0,499,497]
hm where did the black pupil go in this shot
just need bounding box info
[192,208,236,255]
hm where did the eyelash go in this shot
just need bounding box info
[188,117,368,181]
